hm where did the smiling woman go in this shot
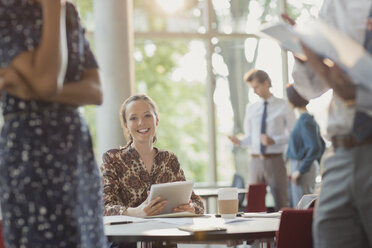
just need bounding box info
[100,94,204,219]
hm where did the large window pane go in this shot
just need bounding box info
[213,35,285,184]
[134,0,205,33]
[212,38,250,184]
[287,0,323,23]
[213,0,280,34]
[134,39,209,182]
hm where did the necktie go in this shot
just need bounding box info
[260,101,268,154]
[352,7,372,142]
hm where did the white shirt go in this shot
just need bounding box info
[292,0,372,137]
[240,95,296,154]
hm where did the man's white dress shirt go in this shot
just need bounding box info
[240,95,296,154]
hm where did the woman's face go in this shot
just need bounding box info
[125,100,158,144]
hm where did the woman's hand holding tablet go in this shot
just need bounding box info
[148,181,194,215]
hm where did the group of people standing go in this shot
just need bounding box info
[1,0,372,248]
[228,69,324,210]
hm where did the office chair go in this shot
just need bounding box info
[245,183,267,212]
[276,208,314,248]
[0,220,4,248]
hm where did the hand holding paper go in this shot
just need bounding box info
[301,43,356,102]
[258,16,372,101]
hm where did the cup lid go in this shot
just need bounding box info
[218,187,238,200]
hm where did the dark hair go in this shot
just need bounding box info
[120,94,159,149]
[243,69,271,87]
[286,84,309,107]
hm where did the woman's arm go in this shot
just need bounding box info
[0,67,102,106]
[11,0,68,97]
[41,69,103,106]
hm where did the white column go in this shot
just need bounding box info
[204,0,217,184]
[279,0,289,98]
[94,0,135,158]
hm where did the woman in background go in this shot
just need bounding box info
[101,94,204,217]
[286,84,325,207]
[0,0,105,247]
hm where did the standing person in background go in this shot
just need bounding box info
[0,0,106,247]
[285,84,325,208]
[229,69,296,211]
[283,0,372,246]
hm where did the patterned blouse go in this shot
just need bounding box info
[101,146,204,215]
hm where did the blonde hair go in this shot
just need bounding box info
[120,94,159,149]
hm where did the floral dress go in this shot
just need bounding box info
[101,146,205,215]
[0,1,105,247]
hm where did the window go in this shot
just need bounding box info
[75,0,325,185]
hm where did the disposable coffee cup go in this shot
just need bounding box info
[218,187,238,218]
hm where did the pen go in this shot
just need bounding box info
[215,213,243,218]
[106,221,133,225]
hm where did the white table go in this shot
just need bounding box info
[105,215,279,247]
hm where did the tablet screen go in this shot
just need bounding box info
[148,181,194,215]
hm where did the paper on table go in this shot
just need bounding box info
[146,212,205,218]
[103,215,149,225]
[223,217,253,224]
[176,216,252,232]
[243,212,282,218]
[148,218,195,225]
[178,225,226,232]
[258,19,372,89]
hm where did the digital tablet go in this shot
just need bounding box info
[148,181,194,215]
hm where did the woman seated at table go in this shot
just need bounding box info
[101,94,204,217]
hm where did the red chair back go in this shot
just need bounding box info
[0,220,4,248]
[245,183,267,212]
[276,208,314,248]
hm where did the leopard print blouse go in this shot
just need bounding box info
[101,146,204,215]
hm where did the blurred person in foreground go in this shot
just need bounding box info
[283,0,372,246]
[0,0,105,247]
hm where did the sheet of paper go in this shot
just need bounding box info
[258,20,372,90]
[258,22,305,59]
[223,217,253,224]
[146,212,205,218]
[103,215,149,225]
[243,212,282,219]
[178,225,226,232]
[149,218,195,225]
